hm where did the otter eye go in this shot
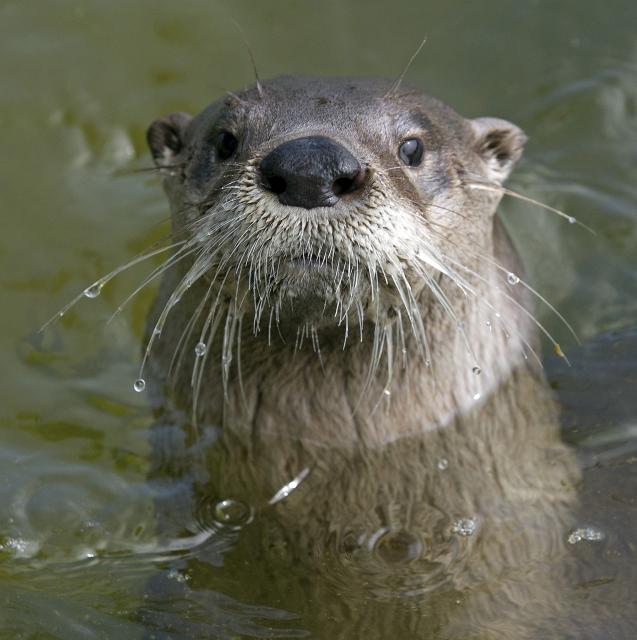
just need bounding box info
[216,131,239,160]
[398,138,424,166]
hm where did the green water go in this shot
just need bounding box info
[2,1,637,638]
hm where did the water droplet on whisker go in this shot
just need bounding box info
[472,392,482,400]
[383,388,391,396]
[472,366,481,375]
[437,458,449,471]
[194,342,207,357]
[567,216,576,224]
[507,272,520,285]
[84,284,102,298]
[133,378,146,392]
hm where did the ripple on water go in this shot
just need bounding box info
[0,456,157,565]
[323,504,469,600]
[371,529,424,565]
[195,497,254,533]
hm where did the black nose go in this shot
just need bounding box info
[259,136,366,209]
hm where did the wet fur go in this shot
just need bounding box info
[141,76,579,638]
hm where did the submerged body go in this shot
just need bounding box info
[143,76,578,638]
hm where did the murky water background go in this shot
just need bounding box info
[1,0,637,638]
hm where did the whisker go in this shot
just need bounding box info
[464,178,596,235]
[39,241,188,332]
[439,253,567,365]
[394,191,580,348]
[105,242,203,326]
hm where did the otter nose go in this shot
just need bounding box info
[260,136,366,209]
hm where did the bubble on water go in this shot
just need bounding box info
[437,458,449,471]
[472,366,481,375]
[372,529,423,564]
[0,537,39,558]
[166,567,189,583]
[194,342,207,357]
[567,526,605,545]
[133,378,146,392]
[507,272,520,285]
[83,284,102,298]
[79,547,97,560]
[213,499,254,530]
[451,518,477,537]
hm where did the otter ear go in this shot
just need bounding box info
[470,117,527,184]
[146,112,192,168]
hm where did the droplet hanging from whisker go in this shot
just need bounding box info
[464,179,596,235]
[83,284,102,298]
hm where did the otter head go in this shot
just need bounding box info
[146,76,526,348]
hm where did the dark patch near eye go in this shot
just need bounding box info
[216,131,239,160]
[399,138,424,166]
[398,110,441,150]
[407,110,435,132]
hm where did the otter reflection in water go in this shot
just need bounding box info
[136,76,580,638]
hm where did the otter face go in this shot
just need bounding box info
[146,76,526,339]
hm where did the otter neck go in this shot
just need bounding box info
[184,260,530,450]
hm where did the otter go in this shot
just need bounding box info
[138,76,579,639]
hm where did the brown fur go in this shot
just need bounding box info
[144,76,579,638]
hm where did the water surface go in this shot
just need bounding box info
[1,1,637,638]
